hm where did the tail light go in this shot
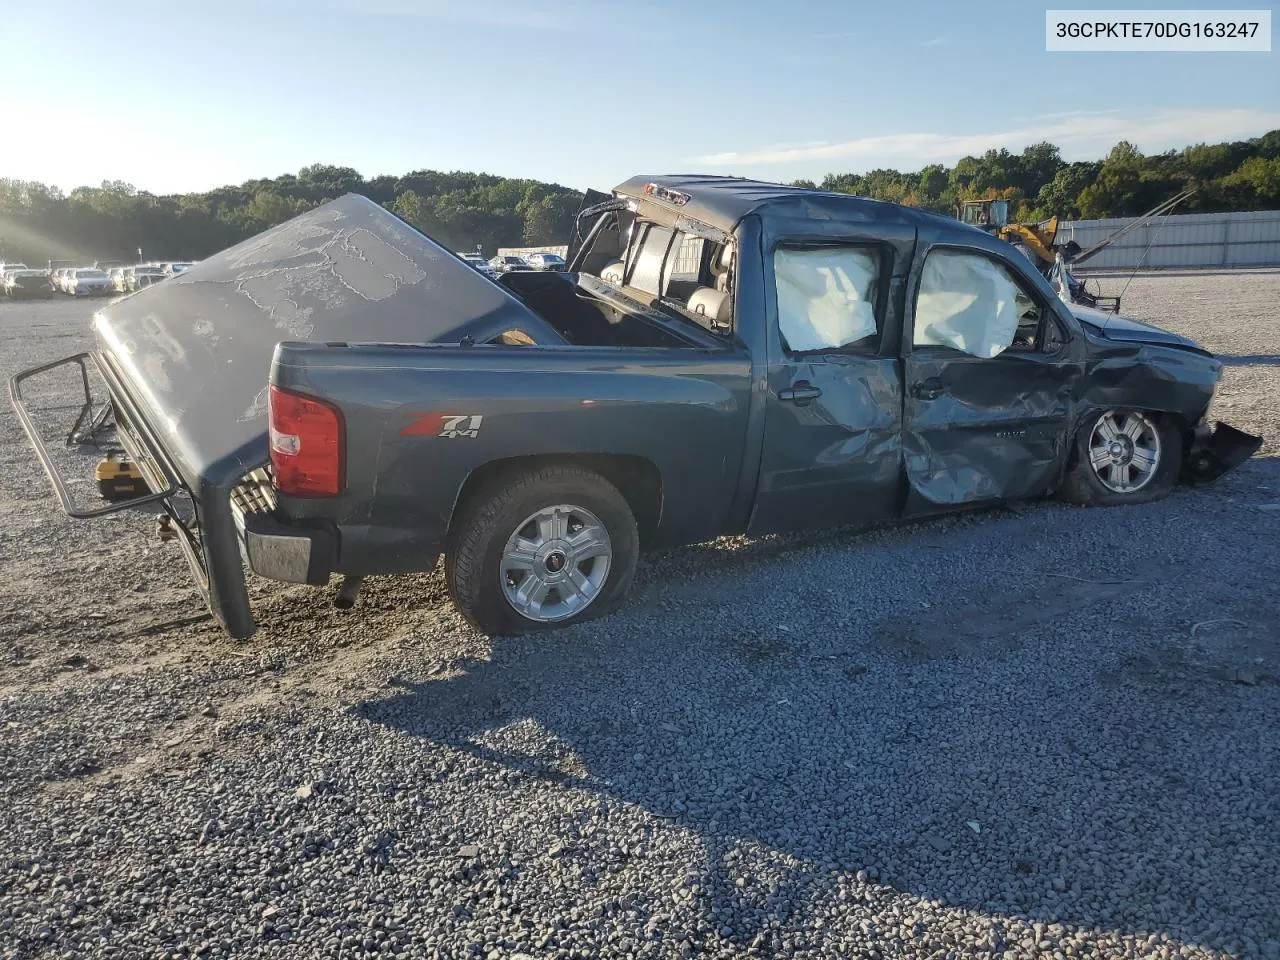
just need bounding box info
[268,384,344,496]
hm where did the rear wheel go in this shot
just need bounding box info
[1060,410,1181,506]
[446,465,639,635]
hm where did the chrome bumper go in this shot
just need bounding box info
[231,469,335,585]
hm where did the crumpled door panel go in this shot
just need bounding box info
[903,353,1077,509]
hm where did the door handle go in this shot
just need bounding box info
[778,381,823,405]
[911,377,944,401]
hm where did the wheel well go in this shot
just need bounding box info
[452,454,663,546]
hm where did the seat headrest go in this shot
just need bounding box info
[600,261,625,284]
[687,287,732,327]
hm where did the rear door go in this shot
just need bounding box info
[748,229,912,535]
[901,241,1082,513]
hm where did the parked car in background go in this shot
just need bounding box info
[489,254,533,274]
[65,268,112,296]
[0,262,29,277]
[3,269,55,299]
[46,260,74,289]
[164,261,195,276]
[51,268,73,293]
[460,253,497,278]
[129,265,167,290]
[524,252,567,272]
[107,267,129,293]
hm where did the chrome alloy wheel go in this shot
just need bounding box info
[1088,411,1162,494]
[500,504,612,622]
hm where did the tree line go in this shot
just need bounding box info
[2,131,1278,265]
[0,165,583,266]
[794,130,1280,222]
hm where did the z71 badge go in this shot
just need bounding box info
[401,413,484,438]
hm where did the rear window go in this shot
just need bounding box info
[627,224,674,295]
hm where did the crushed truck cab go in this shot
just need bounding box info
[11,177,1261,638]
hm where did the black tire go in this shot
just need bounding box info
[1059,410,1182,506]
[445,465,639,635]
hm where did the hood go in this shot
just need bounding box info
[92,193,545,490]
[1069,303,1209,354]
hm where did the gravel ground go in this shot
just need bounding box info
[1,272,1278,960]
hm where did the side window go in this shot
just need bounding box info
[914,249,1051,358]
[773,245,881,353]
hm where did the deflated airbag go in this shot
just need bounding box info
[774,247,879,352]
[915,250,1020,359]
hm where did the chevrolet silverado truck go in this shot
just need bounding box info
[11,176,1261,639]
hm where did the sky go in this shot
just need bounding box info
[1,0,1277,195]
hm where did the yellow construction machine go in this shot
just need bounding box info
[957,199,1062,269]
[957,190,1195,313]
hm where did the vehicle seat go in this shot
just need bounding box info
[600,261,625,284]
[708,244,733,292]
[687,287,731,328]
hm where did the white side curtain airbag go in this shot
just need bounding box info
[775,247,879,353]
[914,250,1020,358]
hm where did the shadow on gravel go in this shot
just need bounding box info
[1219,354,1280,367]
[352,543,1280,957]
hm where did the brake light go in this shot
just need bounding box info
[268,385,344,496]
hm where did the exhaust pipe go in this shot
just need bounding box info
[334,575,364,610]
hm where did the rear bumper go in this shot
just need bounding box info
[230,470,336,585]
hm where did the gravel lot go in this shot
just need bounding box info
[1,272,1278,960]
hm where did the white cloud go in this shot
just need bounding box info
[694,107,1280,169]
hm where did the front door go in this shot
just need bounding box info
[901,244,1082,513]
[749,242,905,535]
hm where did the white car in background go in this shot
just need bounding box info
[488,254,533,274]
[459,253,496,278]
[524,252,567,272]
[129,265,167,290]
[65,268,113,297]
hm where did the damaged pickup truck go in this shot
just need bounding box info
[11,175,1262,639]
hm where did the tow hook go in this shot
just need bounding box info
[334,575,365,610]
[155,514,178,542]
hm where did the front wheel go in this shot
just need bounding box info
[445,465,639,635]
[1059,410,1182,506]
